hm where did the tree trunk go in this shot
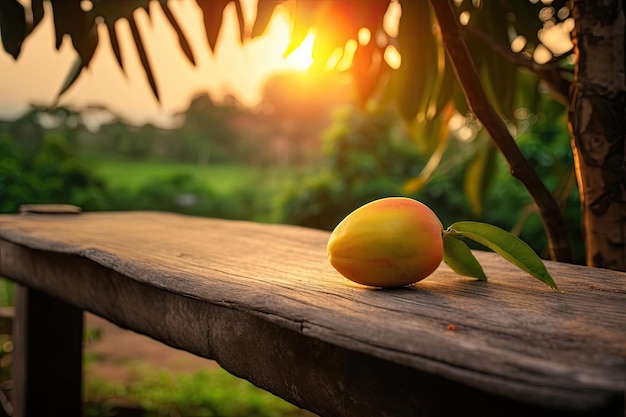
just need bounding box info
[569,0,626,270]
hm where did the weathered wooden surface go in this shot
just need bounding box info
[0,211,624,417]
[18,204,81,215]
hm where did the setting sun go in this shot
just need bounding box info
[283,33,315,71]
[0,0,325,126]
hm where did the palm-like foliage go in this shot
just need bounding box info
[0,1,571,110]
[0,0,591,264]
[1,0,245,100]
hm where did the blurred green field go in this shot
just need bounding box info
[88,158,298,194]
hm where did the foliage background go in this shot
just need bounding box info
[0,81,583,262]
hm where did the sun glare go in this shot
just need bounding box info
[284,34,315,71]
[384,45,401,70]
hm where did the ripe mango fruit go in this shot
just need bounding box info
[327,197,443,287]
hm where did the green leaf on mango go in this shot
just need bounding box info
[442,234,487,281]
[448,221,559,290]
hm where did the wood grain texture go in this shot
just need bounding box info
[0,212,625,416]
[18,204,81,215]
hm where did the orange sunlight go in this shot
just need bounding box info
[0,0,318,127]
[283,33,315,71]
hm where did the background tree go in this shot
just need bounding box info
[0,0,624,271]
[568,1,625,270]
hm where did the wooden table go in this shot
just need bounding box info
[0,210,624,417]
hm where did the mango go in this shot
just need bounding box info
[327,197,443,287]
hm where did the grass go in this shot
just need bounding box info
[74,158,315,415]
[88,158,301,194]
[3,158,317,415]
[0,280,14,308]
[85,363,312,417]
[84,157,315,223]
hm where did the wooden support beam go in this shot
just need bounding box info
[12,285,83,417]
[0,307,15,335]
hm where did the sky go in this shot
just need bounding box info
[0,1,572,129]
[0,0,317,127]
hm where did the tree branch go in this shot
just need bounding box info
[429,0,572,263]
[462,25,571,105]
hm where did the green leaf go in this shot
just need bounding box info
[72,21,99,68]
[196,0,230,53]
[442,234,487,281]
[54,55,84,102]
[432,54,455,119]
[449,221,559,290]
[50,0,81,50]
[251,0,284,38]
[48,0,101,68]
[403,110,451,194]
[284,1,321,57]
[311,30,340,69]
[350,41,376,103]
[106,22,124,71]
[463,134,497,216]
[29,0,45,34]
[128,14,160,102]
[160,2,196,66]
[0,0,26,59]
[471,1,518,120]
[395,0,437,122]
[232,0,245,44]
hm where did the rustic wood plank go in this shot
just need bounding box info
[18,204,81,215]
[12,285,83,417]
[0,211,625,416]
